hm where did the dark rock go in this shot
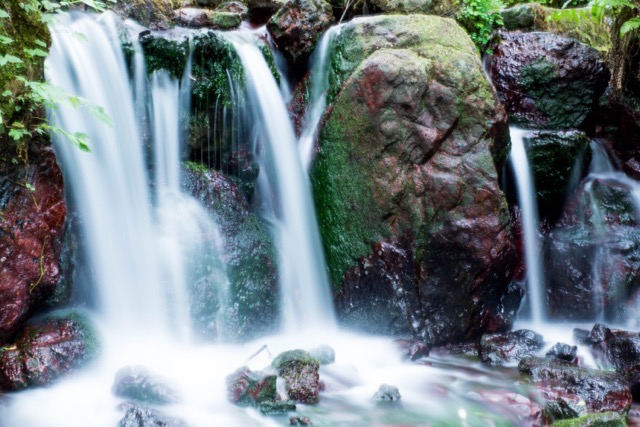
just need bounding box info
[258,399,296,415]
[480,329,544,365]
[112,366,179,405]
[0,146,67,344]
[114,0,174,30]
[519,356,632,414]
[308,345,335,365]
[393,339,430,361]
[583,324,640,373]
[520,130,591,220]
[174,8,242,29]
[0,314,97,391]
[312,15,517,345]
[487,31,609,129]
[290,416,312,425]
[546,343,578,362]
[266,0,334,65]
[118,404,189,427]
[500,3,543,31]
[372,384,401,403]
[624,158,640,181]
[183,167,278,341]
[226,366,277,406]
[272,350,320,404]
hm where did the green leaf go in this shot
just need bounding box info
[0,9,10,18]
[24,48,48,57]
[0,35,13,45]
[0,54,24,67]
[621,18,640,36]
[34,39,48,48]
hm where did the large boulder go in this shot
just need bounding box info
[226,366,277,406]
[479,329,544,365]
[174,8,242,29]
[271,349,320,404]
[183,166,278,341]
[0,145,67,344]
[311,15,517,344]
[486,31,609,130]
[0,313,98,391]
[114,0,175,30]
[266,0,334,66]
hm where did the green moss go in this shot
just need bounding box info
[209,11,242,30]
[520,58,558,89]
[0,1,51,138]
[551,412,627,427]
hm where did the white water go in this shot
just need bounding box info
[509,128,545,326]
[298,25,342,170]
[223,30,336,332]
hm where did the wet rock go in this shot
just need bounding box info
[183,167,278,341]
[114,0,174,30]
[546,343,578,362]
[312,15,517,345]
[226,366,277,406]
[0,146,67,344]
[266,0,334,65]
[624,158,640,182]
[480,329,544,365]
[521,130,591,220]
[118,403,189,427]
[112,366,179,405]
[372,384,401,403]
[544,176,640,322]
[519,356,632,414]
[290,416,312,425]
[308,345,335,365]
[487,31,609,129]
[500,3,543,31]
[393,339,430,361]
[216,1,249,16]
[543,388,588,420]
[272,350,320,404]
[174,8,242,29]
[258,399,296,414]
[582,324,640,373]
[430,342,480,358]
[0,314,98,391]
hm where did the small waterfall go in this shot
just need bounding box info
[46,12,228,342]
[223,30,336,332]
[298,25,342,170]
[509,128,545,325]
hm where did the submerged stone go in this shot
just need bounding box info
[272,349,320,404]
[289,416,313,425]
[546,343,578,362]
[372,384,401,403]
[312,14,517,345]
[258,399,297,414]
[118,403,189,427]
[112,365,179,405]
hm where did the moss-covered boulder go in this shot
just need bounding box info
[114,0,175,30]
[266,0,334,66]
[551,412,626,427]
[368,0,458,16]
[521,130,591,220]
[486,31,609,130]
[311,15,517,344]
[226,366,277,406]
[174,8,242,29]
[272,349,320,404]
[0,312,98,391]
[183,166,278,341]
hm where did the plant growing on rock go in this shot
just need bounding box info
[457,0,505,52]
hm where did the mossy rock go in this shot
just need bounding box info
[368,0,458,15]
[114,0,175,30]
[313,14,516,344]
[0,1,51,142]
[551,412,627,427]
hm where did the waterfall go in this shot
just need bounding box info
[46,12,228,343]
[223,30,336,332]
[509,128,545,325]
[298,25,342,170]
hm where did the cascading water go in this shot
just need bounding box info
[222,30,336,332]
[508,128,545,325]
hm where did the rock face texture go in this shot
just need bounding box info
[0,146,67,344]
[267,0,335,65]
[0,315,97,391]
[487,31,609,130]
[311,15,517,344]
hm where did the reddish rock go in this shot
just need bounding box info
[266,0,334,65]
[479,329,544,365]
[0,145,67,344]
[487,31,609,129]
[0,315,97,391]
[226,366,277,406]
[272,350,320,404]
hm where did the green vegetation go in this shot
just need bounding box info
[0,0,113,156]
[456,0,505,52]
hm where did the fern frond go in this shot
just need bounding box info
[620,17,640,35]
